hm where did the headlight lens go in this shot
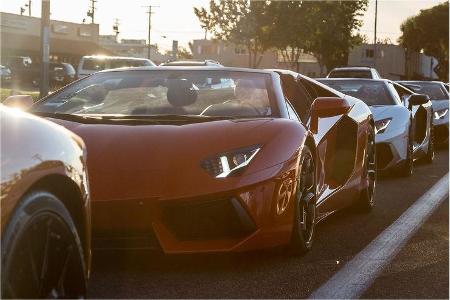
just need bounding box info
[434,109,448,120]
[201,145,261,178]
[375,118,392,134]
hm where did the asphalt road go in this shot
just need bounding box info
[88,149,449,299]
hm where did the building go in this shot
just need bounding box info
[348,43,438,80]
[99,35,170,64]
[1,12,111,67]
[192,39,279,69]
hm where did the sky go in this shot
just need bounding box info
[0,0,447,51]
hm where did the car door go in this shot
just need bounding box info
[281,74,356,215]
[392,82,430,149]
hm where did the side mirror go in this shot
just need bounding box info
[408,94,429,107]
[3,95,34,110]
[310,97,351,134]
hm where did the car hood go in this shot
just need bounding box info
[432,99,449,111]
[369,105,408,121]
[46,117,306,201]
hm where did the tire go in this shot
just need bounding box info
[1,190,87,299]
[354,126,376,213]
[288,145,316,255]
[423,122,435,164]
[399,132,414,177]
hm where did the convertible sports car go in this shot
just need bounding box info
[0,105,90,298]
[8,67,375,254]
[318,78,434,176]
[398,81,449,144]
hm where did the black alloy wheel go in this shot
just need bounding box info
[356,126,377,212]
[289,145,316,255]
[1,191,87,299]
[424,121,435,163]
[399,134,414,177]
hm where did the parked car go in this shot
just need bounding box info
[31,62,77,88]
[3,56,32,83]
[327,67,381,79]
[0,105,91,298]
[160,59,223,67]
[7,67,376,255]
[398,81,449,144]
[318,78,434,176]
[77,55,156,78]
[0,65,12,85]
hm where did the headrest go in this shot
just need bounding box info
[166,78,197,107]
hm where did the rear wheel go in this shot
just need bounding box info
[355,126,376,212]
[289,145,316,255]
[1,191,87,299]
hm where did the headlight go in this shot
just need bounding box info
[375,118,392,134]
[434,109,448,120]
[201,145,261,178]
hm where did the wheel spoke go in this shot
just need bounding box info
[38,218,53,295]
[55,245,74,298]
[27,238,41,292]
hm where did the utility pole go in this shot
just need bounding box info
[113,18,120,38]
[24,0,32,16]
[143,3,159,60]
[40,0,50,98]
[87,0,97,24]
[373,0,378,68]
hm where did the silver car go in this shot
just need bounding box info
[318,78,434,176]
[398,81,449,144]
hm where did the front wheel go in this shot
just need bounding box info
[423,122,435,164]
[355,126,377,212]
[288,145,316,255]
[398,134,414,177]
[1,191,87,299]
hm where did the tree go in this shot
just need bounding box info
[399,2,449,81]
[164,46,193,60]
[266,1,312,72]
[194,7,214,39]
[306,0,368,74]
[194,0,272,68]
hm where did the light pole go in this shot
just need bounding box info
[373,0,378,68]
[40,0,50,98]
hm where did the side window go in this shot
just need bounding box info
[286,101,300,122]
[280,74,313,123]
[393,83,412,104]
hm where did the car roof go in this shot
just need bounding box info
[398,80,444,85]
[97,66,276,74]
[161,60,222,66]
[331,67,373,71]
[317,78,388,83]
[81,55,151,61]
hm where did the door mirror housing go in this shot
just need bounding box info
[408,94,429,107]
[3,95,34,110]
[310,97,351,134]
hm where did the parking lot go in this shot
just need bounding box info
[88,148,448,299]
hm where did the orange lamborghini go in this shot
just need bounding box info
[10,67,375,254]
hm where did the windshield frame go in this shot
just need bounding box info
[31,69,280,119]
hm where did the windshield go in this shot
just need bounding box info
[403,82,449,100]
[318,80,395,106]
[328,70,372,79]
[32,70,275,118]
